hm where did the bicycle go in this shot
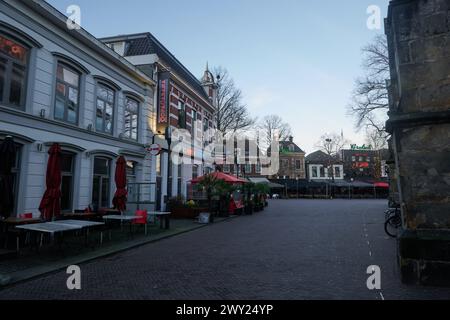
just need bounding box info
[384,207,402,238]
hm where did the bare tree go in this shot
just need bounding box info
[212,67,255,135]
[365,126,388,150]
[258,115,292,149]
[315,132,350,185]
[348,35,390,134]
[315,132,349,158]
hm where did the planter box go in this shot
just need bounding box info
[170,207,209,219]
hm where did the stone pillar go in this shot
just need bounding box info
[386,0,450,285]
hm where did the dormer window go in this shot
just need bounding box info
[289,144,295,152]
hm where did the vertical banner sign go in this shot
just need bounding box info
[157,72,170,130]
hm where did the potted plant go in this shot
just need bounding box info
[195,174,221,223]
[214,180,237,217]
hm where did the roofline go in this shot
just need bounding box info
[100,32,212,103]
[156,60,216,113]
[19,0,156,87]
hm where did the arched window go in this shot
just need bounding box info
[0,32,30,108]
[124,96,139,140]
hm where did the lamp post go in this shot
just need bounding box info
[296,176,299,199]
[325,138,335,199]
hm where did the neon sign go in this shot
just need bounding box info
[351,144,372,151]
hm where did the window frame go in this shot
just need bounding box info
[95,82,116,135]
[124,96,139,141]
[60,151,75,212]
[92,156,111,210]
[0,32,30,109]
[54,62,81,125]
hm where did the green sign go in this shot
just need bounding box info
[351,144,372,151]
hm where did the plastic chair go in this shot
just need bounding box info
[19,213,33,219]
[133,210,148,235]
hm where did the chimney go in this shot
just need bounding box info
[289,136,293,143]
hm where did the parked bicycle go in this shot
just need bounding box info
[384,207,402,238]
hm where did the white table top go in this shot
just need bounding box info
[103,215,140,221]
[56,220,105,227]
[16,222,82,234]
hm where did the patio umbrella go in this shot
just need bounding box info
[0,136,16,218]
[39,143,62,221]
[112,156,127,213]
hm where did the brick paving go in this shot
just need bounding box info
[1,199,450,300]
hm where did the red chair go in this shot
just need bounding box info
[19,213,33,219]
[133,210,148,235]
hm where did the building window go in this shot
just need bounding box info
[178,101,186,129]
[60,152,74,212]
[289,145,295,152]
[223,164,230,173]
[352,156,356,162]
[55,63,80,124]
[0,33,29,108]
[311,166,318,178]
[126,160,137,201]
[192,165,198,179]
[192,110,197,136]
[96,83,115,134]
[177,164,182,196]
[334,166,341,178]
[203,117,208,132]
[92,157,110,210]
[124,97,139,140]
[245,163,251,174]
[256,162,261,174]
[295,160,302,170]
[319,166,326,178]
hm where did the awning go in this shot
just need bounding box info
[190,172,248,184]
[374,182,389,188]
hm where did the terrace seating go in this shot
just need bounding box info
[132,210,148,235]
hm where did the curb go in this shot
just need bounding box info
[0,216,237,289]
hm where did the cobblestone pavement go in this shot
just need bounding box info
[1,199,450,300]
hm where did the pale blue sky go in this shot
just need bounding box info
[48,0,389,153]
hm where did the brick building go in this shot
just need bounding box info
[100,33,217,209]
[341,147,389,182]
[270,136,306,179]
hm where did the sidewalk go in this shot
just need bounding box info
[0,217,234,288]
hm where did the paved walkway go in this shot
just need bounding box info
[1,200,450,300]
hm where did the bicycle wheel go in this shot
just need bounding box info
[385,215,401,238]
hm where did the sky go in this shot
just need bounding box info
[48,0,389,154]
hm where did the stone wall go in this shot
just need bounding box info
[386,0,450,285]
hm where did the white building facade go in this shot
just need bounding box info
[0,0,158,217]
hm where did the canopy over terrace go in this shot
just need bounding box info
[190,172,248,184]
[248,177,284,189]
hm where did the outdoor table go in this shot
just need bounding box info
[1,217,42,251]
[99,209,121,215]
[147,212,171,230]
[61,212,99,220]
[16,222,82,252]
[54,220,105,246]
[102,215,140,239]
